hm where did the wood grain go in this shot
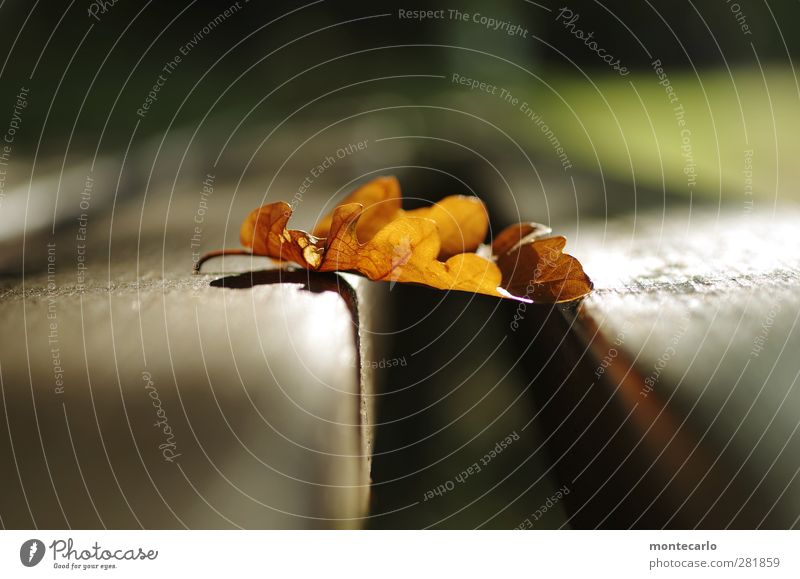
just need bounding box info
[533,208,800,528]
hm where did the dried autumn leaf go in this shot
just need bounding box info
[312,176,488,258]
[197,176,593,303]
[313,176,401,243]
[493,224,593,303]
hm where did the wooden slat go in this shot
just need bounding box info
[527,208,800,528]
[0,181,378,528]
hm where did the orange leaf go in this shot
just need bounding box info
[313,176,401,243]
[312,176,488,259]
[207,176,593,303]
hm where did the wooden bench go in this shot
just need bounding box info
[3,150,796,529]
[0,169,380,529]
[514,208,800,528]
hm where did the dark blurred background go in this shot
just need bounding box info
[2,0,798,205]
[2,0,797,264]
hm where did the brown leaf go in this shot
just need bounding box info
[494,225,593,303]
[240,202,325,268]
[490,222,552,256]
[212,176,593,303]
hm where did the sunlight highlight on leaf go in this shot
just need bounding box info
[201,176,593,303]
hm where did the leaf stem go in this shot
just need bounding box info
[193,249,253,274]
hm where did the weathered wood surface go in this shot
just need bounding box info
[0,170,378,529]
[530,208,800,528]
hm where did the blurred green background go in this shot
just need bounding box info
[2,0,798,206]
